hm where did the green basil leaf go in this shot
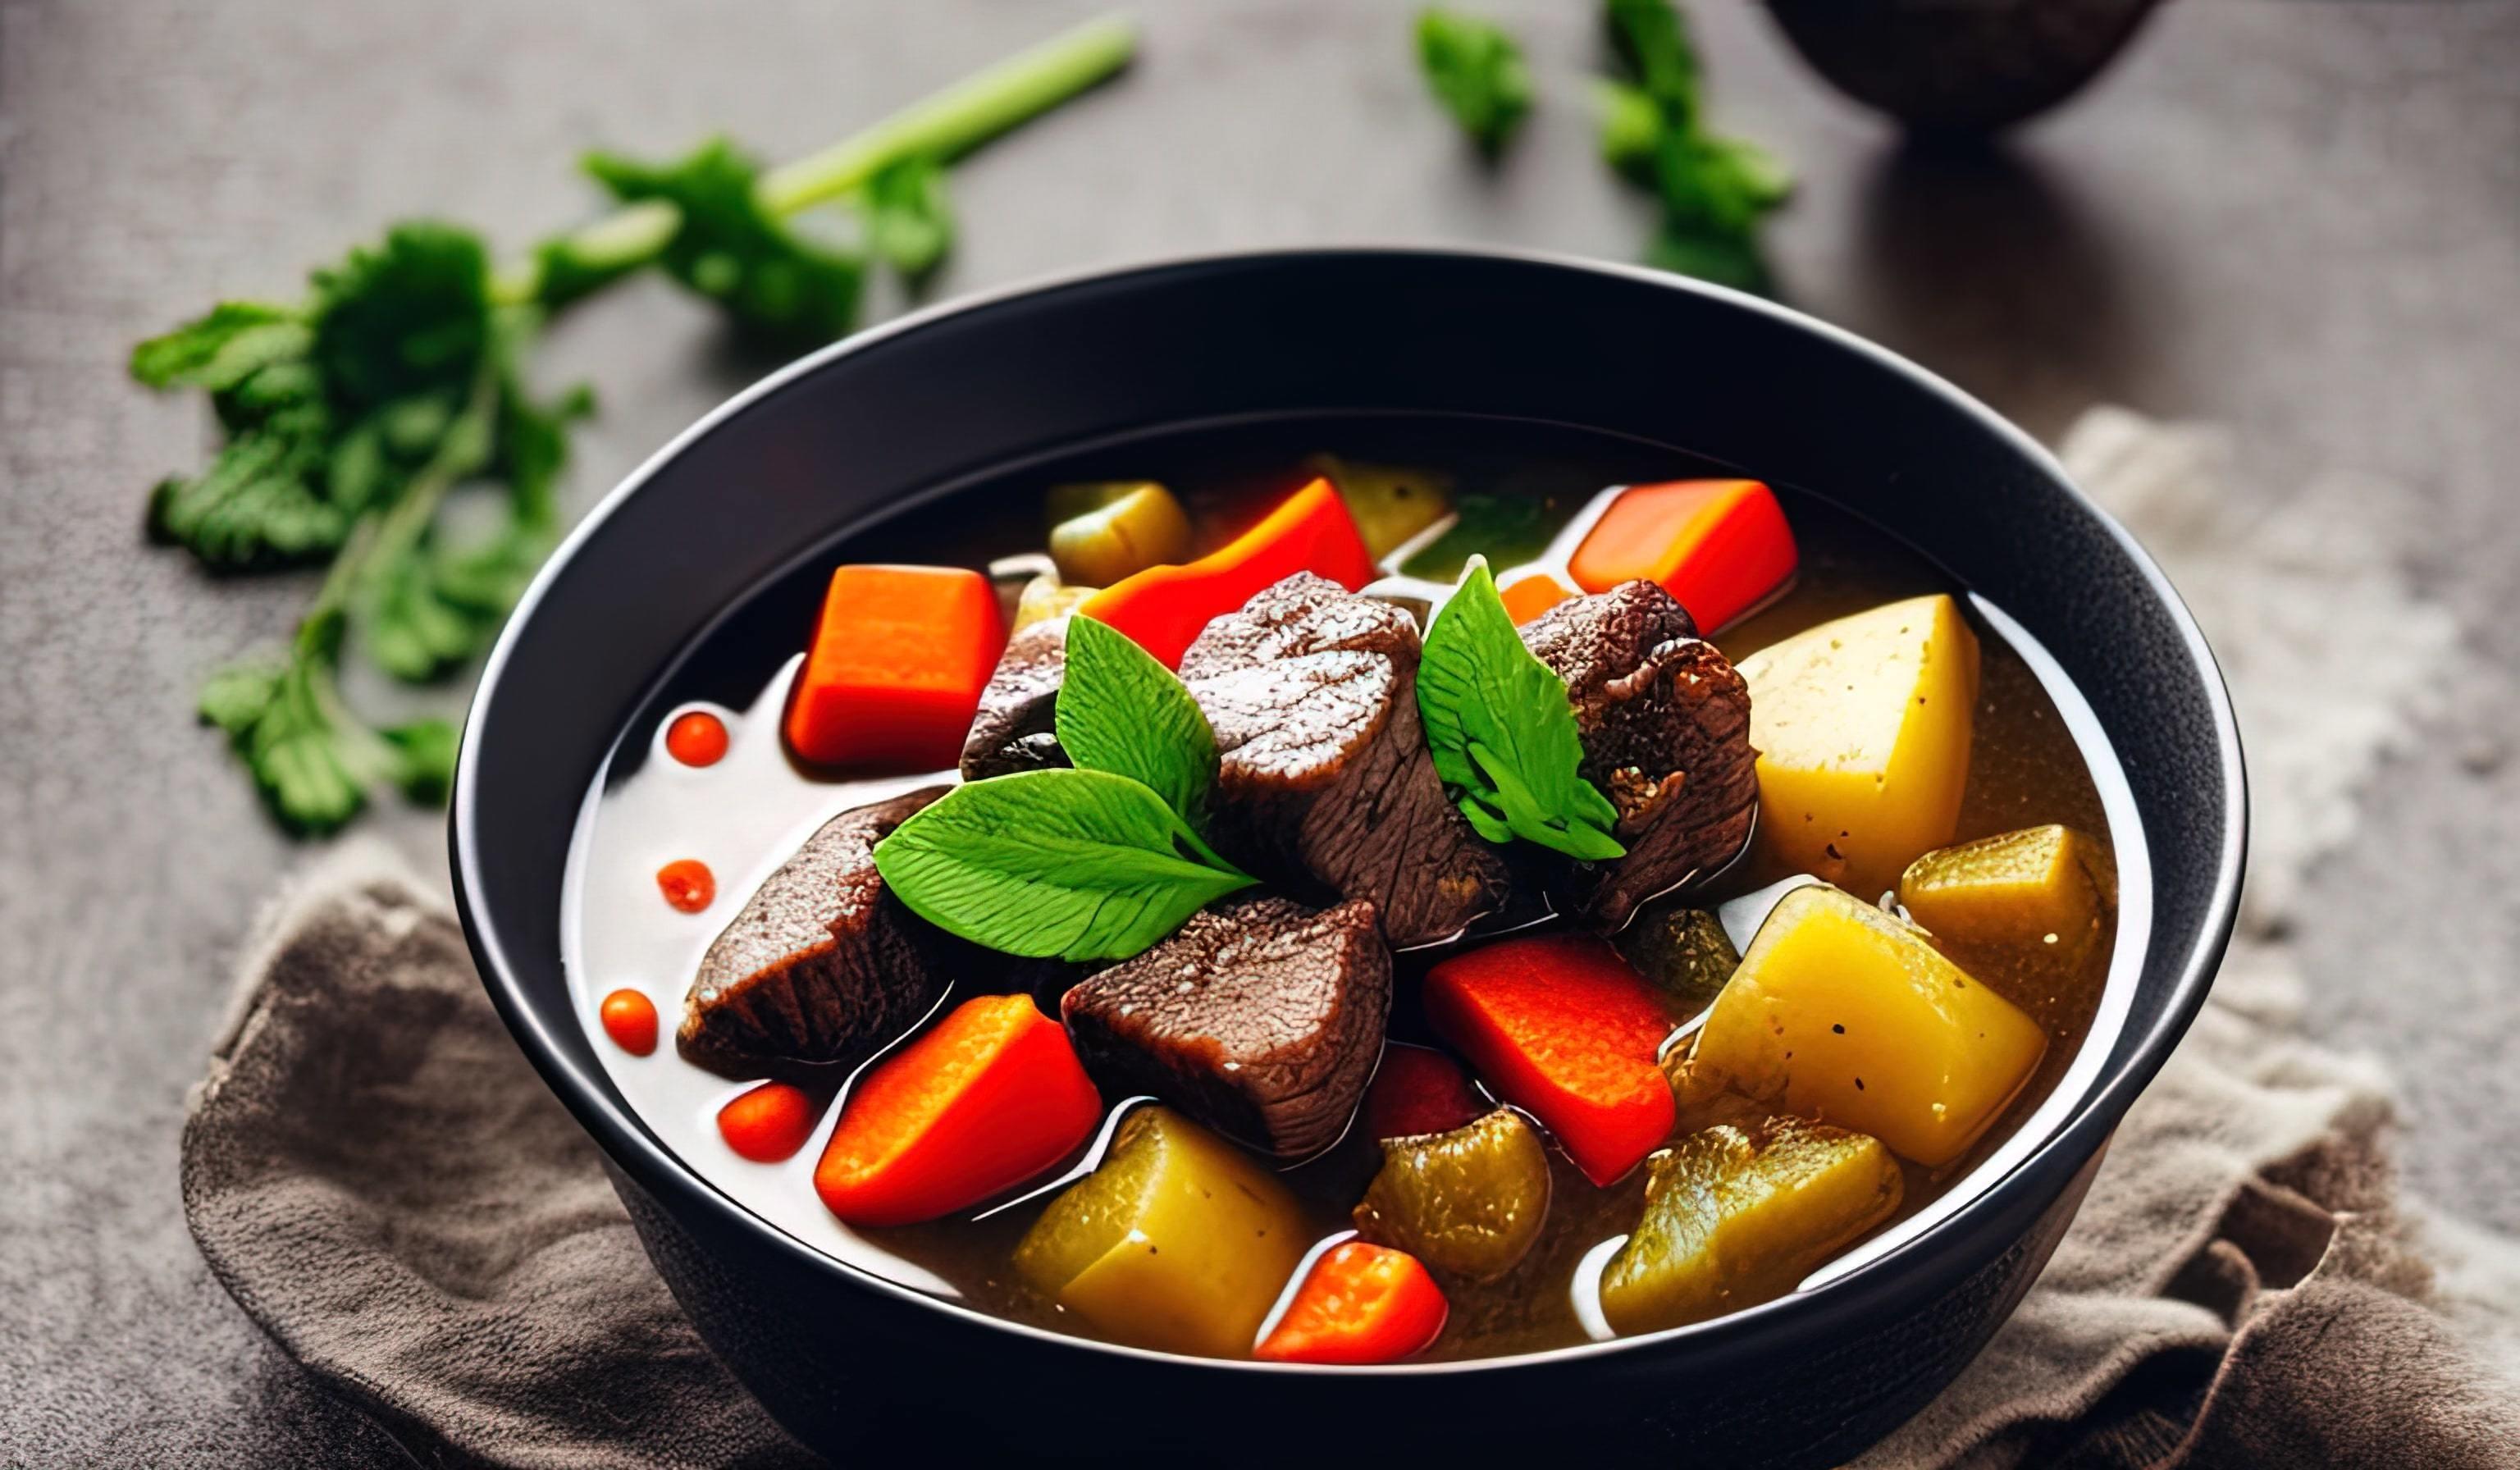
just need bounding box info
[1056,614,1217,825]
[1418,558,1626,861]
[873,768,1255,961]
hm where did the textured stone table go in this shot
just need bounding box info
[5,1,2516,1462]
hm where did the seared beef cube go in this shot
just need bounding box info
[1061,897,1390,1160]
[1179,574,1509,948]
[679,788,954,1076]
[1519,581,1758,931]
[958,619,1072,780]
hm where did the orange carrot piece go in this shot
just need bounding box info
[1254,1241,1449,1364]
[717,1081,818,1163]
[815,993,1103,1227]
[1422,934,1680,1185]
[656,858,715,913]
[1568,479,1797,632]
[785,564,1008,769]
[1080,478,1376,668]
[1496,569,1574,625]
[600,988,659,1057]
[1362,1045,1485,1141]
[665,710,729,767]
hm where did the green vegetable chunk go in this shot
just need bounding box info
[1398,491,1573,582]
[1614,903,1740,1009]
[1418,559,1625,861]
[1353,1107,1552,1281]
[1599,1120,1902,1333]
[1416,8,1533,153]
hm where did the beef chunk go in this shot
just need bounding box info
[958,619,1072,780]
[1519,581,1758,931]
[679,788,954,1076]
[1061,896,1390,1159]
[1178,574,1510,948]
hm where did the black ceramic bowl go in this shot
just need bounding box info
[452,249,2242,1467]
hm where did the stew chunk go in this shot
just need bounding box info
[1061,896,1390,1161]
[1353,1107,1552,1282]
[1687,883,2045,1167]
[1736,592,1979,900]
[1014,1107,1308,1358]
[678,788,955,1076]
[1518,581,1759,931]
[1598,1119,1901,1333]
[1179,573,1511,948]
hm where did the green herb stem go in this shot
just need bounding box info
[491,11,1137,305]
[757,12,1137,213]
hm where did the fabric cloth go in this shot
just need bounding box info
[180,409,2520,1469]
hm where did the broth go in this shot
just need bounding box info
[562,412,2125,1361]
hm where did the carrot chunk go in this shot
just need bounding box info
[1496,568,1574,625]
[815,993,1103,1227]
[716,1081,818,1163]
[1362,1045,1486,1141]
[1422,934,1680,1185]
[785,564,1008,769]
[1568,479,1796,632]
[599,988,659,1057]
[1080,478,1376,668]
[1254,1241,1449,1364]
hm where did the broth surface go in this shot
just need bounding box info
[561,413,2125,1359]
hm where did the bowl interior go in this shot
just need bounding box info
[454,248,2241,1364]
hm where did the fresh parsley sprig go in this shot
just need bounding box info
[1418,559,1626,861]
[133,15,1137,834]
[1417,9,1533,154]
[875,616,1254,961]
[1601,0,1792,291]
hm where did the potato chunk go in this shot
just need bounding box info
[1736,593,1980,899]
[1598,1120,1902,1333]
[1900,824,2113,957]
[1048,482,1194,588]
[1690,884,2046,1167]
[1012,1107,1308,1358]
[1352,1108,1551,1282]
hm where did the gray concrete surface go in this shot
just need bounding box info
[4,1,2516,1463]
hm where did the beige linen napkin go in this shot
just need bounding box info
[180,409,2520,1469]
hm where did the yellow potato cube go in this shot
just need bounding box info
[1736,593,1981,900]
[1691,884,2046,1167]
[1899,824,2114,956]
[1599,1120,1902,1333]
[1012,1107,1308,1358]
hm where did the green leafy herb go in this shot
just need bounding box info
[1417,9,1533,153]
[1600,0,1792,291]
[132,16,1138,833]
[583,138,866,349]
[1056,615,1218,824]
[861,157,956,279]
[1418,558,1626,861]
[874,769,1256,961]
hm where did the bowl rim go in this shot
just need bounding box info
[451,244,2245,1376]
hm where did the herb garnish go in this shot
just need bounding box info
[1055,616,1219,826]
[875,615,1253,961]
[1600,0,1792,291]
[1416,9,1533,153]
[134,15,1136,833]
[1417,559,1626,861]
